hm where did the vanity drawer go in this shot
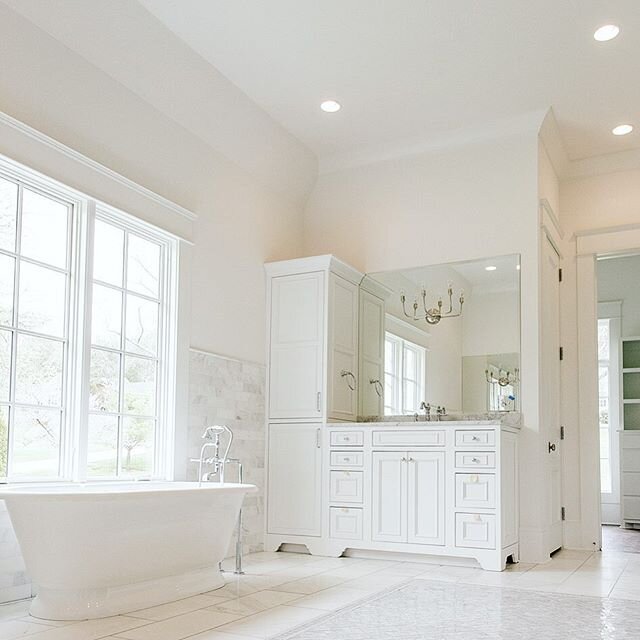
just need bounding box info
[330,507,363,540]
[455,513,496,549]
[331,451,364,467]
[455,430,496,447]
[330,470,363,503]
[330,431,364,447]
[455,473,496,509]
[455,451,496,469]
[372,430,445,447]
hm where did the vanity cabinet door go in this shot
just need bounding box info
[328,274,359,421]
[372,451,407,543]
[269,272,324,420]
[408,451,445,545]
[267,423,322,536]
[358,289,385,417]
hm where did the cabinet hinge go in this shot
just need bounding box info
[558,268,563,283]
[559,346,564,361]
[561,506,566,521]
[560,425,565,440]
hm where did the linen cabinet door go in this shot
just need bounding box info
[372,451,407,543]
[407,451,445,545]
[328,274,359,421]
[268,272,324,420]
[267,424,322,536]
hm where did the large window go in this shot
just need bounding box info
[384,332,426,415]
[0,160,177,482]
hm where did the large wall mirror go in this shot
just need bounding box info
[360,254,521,417]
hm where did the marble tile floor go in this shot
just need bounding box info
[2,548,640,640]
[602,524,640,554]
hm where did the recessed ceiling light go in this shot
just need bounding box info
[320,100,341,113]
[612,124,634,136]
[516,264,521,271]
[594,24,620,42]
[485,266,497,272]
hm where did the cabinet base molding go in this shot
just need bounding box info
[265,534,519,572]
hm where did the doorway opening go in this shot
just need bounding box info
[597,254,640,552]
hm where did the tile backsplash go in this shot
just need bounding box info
[187,349,266,556]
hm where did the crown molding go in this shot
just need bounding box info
[0,109,197,222]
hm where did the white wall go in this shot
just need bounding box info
[304,120,549,560]
[0,3,313,365]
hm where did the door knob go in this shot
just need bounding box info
[548,442,556,453]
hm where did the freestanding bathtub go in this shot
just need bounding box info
[0,481,257,620]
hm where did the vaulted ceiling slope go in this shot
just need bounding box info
[0,0,318,201]
[139,0,640,168]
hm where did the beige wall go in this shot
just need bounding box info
[0,3,312,365]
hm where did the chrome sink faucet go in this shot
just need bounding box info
[419,401,431,421]
[435,406,447,421]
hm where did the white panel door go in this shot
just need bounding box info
[267,423,322,536]
[541,233,563,553]
[328,274,359,421]
[358,290,385,417]
[269,272,324,420]
[372,451,407,542]
[408,451,445,545]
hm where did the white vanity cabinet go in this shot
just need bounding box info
[265,420,519,571]
[371,450,445,545]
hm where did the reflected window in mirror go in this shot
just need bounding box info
[384,333,426,415]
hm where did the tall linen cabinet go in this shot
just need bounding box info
[265,256,374,540]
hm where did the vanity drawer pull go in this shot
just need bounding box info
[455,430,496,447]
[331,451,364,467]
[330,431,364,447]
[455,452,496,468]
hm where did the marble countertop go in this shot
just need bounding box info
[356,412,522,428]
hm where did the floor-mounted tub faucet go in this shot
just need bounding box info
[190,425,245,574]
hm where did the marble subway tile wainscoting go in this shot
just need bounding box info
[0,501,31,604]
[188,349,266,555]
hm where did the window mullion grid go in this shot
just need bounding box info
[4,184,23,479]
[154,242,168,478]
[71,202,94,482]
[116,231,129,477]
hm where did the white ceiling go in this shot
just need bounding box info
[139,0,640,165]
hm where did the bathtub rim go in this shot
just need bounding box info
[0,480,258,499]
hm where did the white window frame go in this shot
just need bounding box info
[0,154,178,483]
[384,332,426,415]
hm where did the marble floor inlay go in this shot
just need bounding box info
[2,548,640,639]
[276,579,640,640]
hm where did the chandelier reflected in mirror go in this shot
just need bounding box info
[400,283,464,325]
[485,367,520,387]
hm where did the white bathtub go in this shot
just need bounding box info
[0,481,257,620]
